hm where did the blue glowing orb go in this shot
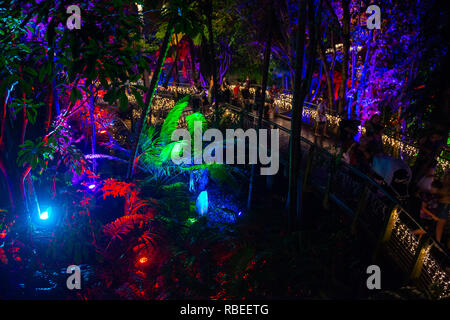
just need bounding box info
[39,207,50,220]
[196,191,208,215]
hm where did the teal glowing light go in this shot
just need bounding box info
[39,207,51,220]
[196,191,208,215]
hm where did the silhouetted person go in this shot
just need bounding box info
[314,97,329,137]
[254,87,263,112]
[339,112,360,153]
[412,131,444,190]
[241,82,251,111]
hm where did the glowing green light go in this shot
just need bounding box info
[187,218,197,225]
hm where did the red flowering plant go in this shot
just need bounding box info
[0,209,13,266]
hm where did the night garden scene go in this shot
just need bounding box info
[0,0,449,308]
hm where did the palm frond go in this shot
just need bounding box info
[186,112,207,138]
[138,126,164,167]
[160,94,190,144]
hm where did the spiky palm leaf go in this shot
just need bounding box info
[138,126,165,168]
[160,94,190,144]
[186,112,207,138]
[137,126,184,181]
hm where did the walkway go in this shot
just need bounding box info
[222,103,450,299]
[154,91,450,298]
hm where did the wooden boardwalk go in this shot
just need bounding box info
[222,103,450,299]
[154,91,450,298]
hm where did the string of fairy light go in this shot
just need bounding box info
[100,86,450,297]
[391,208,450,298]
[122,85,448,174]
[392,211,420,256]
[156,85,449,172]
[422,246,450,298]
[272,93,449,171]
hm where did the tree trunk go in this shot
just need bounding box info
[311,22,328,104]
[247,2,273,211]
[206,1,218,112]
[302,4,320,104]
[288,0,319,230]
[288,0,306,232]
[163,37,179,88]
[88,83,97,174]
[187,37,197,82]
[330,30,337,111]
[347,45,357,115]
[127,21,174,179]
[355,30,373,117]
[310,60,322,103]
[2,100,27,214]
[174,34,180,87]
[337,0,350,114]
[317,40,334,110]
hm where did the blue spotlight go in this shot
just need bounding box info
[196,191,208,215]
[39,207,51,220]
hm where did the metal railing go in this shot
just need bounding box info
[226,104,450,299]
[150,90,450,298]
[153,86,449,174]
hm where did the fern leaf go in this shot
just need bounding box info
[103,214,151,240]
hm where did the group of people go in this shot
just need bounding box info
[336,111,449,248]
[232,78,279,118]
[342,113,384,175]
[191,75,281,119]
[192,82,449,248]
[413,175,449,246]
[314,97,330,138]
[411,132,449,247]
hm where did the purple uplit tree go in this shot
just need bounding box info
[218,45,231,84]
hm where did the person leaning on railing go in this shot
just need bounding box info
[314,97,330,138]
[443,172,450,251]
[253,86,263,112]
[365,117,384,164]
[232,82,240,104]
[221,78,231,104]
[241,82,251,111]
[191,80,203,112]
[269,84,278,113]
[411,131,445,191]
[413,180,449,245]
[339,113,361,163]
